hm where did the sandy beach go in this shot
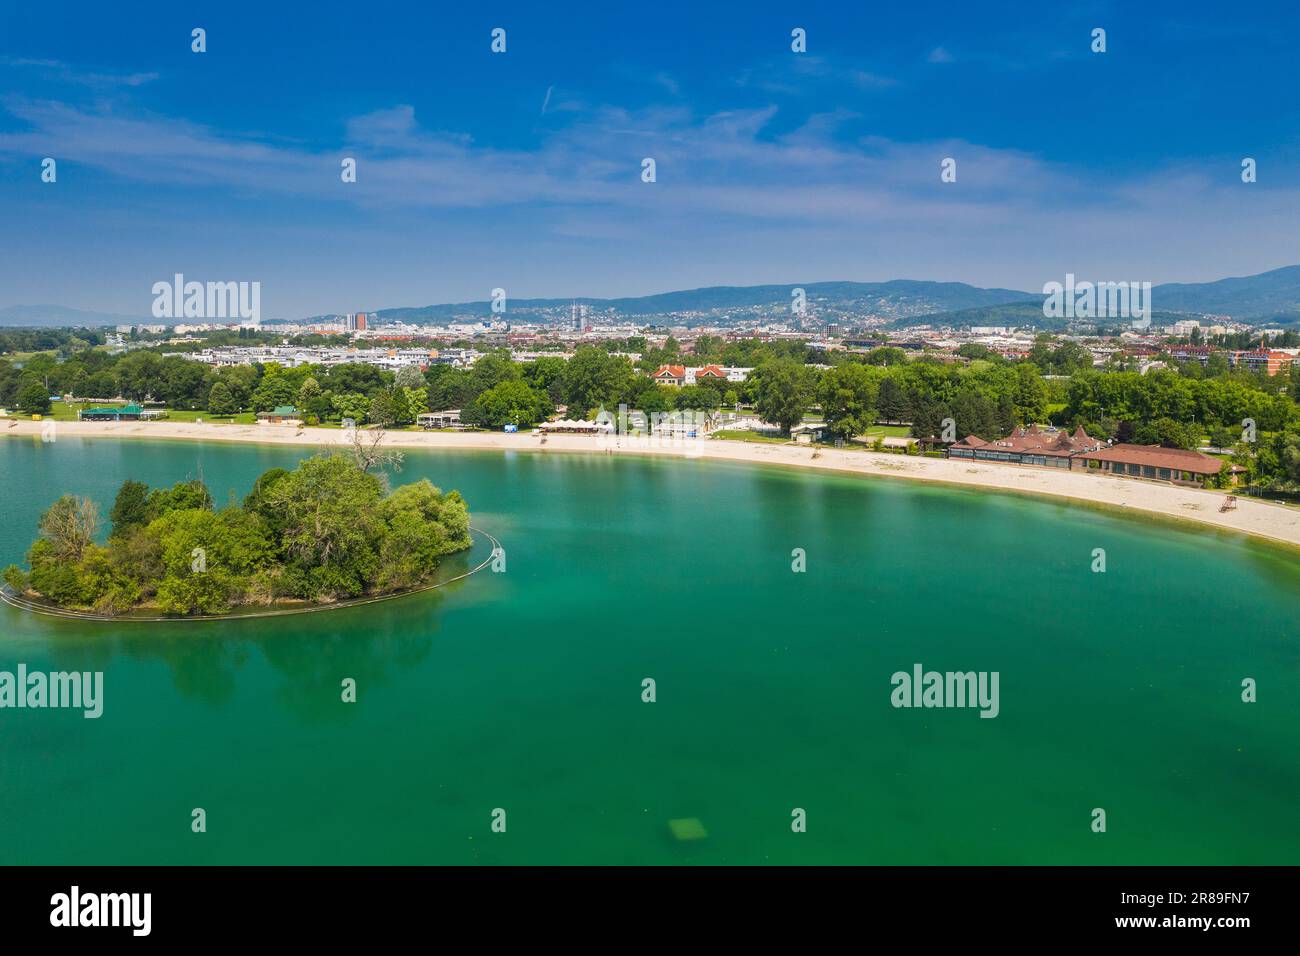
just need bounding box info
[5,417,1299,551]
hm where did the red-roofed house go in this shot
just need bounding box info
[652,365,687,385]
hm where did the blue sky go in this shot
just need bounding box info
[3,1,1300,318]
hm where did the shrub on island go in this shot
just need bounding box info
[2,454,472,617]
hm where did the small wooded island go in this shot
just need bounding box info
[2,452,473,617]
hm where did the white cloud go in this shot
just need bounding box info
[0,56,158,88]
[5,81,1300,297]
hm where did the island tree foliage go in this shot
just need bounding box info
[3,455,472,617]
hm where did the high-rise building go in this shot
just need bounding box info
[343,312,368,331]
[570,302,588,331]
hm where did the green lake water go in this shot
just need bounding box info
[0,436,1297,865]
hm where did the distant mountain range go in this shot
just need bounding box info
[884,301,1198,334]
[901,266,1300,331]
[9,266,1300,329]
[373,267,1300,328]
[371,280,1034,325]
[1148,265,1300,318]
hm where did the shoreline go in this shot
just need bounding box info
[0,522,498,624]
[5,418,1300,552]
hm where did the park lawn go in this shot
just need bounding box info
[159,409,258,425]
[46,402,257,425]
[45,402,85,421]
[862,424,911,438]
[712,429,789,444]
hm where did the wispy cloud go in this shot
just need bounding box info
[1,56,158,89]
[733,54,898,95]
[5,90,1291,242]
[6,53,1300,307]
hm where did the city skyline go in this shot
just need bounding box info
[4,2,1300,318]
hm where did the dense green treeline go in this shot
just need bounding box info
[7,332,1300,486]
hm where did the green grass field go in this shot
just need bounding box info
[45,402,257,424]
[862,424,911,438]
[712,429,789,444]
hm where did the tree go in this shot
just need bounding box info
[243,468,291,524]
[1028,335,1054,371]
[374,480,472,592]
[347,425,405,475]
[995,391,1017,436]
[17,381,51,415]
[250,369,296,412]
[326,362,386,396]
[83,370,119,400]
[109,480,150,538]
[476,380,552,427]
[369,390,401,427]
[523,356,568,402]
[212,366,258,410]
[817,364,876,439]
[754,360,810,434]
[1013,364,1048,423]
[956,343,996,362]
[38,495,99,561]
[909,395,950,439]
[949,390,999,440]
[149,508,275,615]
[672,385,720,412]
[113,352,163,401]
[562,347,633,414]
[206,381,237,416]
[469,353,522,397]
[876,377,910,423]
[393,366,425,390]
[1132,417,1199,450]
[296,377,322,413]
[864,346,907,367]
[262,454,386,598]
[332,392,370,425]
[1207,424,1238,449]
[1050,341,1093,374]
[402,386,429,423]
[158,357,208,409]
[146,479,214,520]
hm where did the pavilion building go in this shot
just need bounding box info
[947,424,1104,469]
[946,424,1234,487]
[1069,444,1232,487]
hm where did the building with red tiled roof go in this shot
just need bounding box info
[652,365,687,385]
[1169,345,1216,365]
[948,424,1105,469]
[1231,350,1295,376]
[948,425,1235,487]
[1070,444,1231,486]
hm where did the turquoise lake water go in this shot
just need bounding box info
[0,436,1297,864]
